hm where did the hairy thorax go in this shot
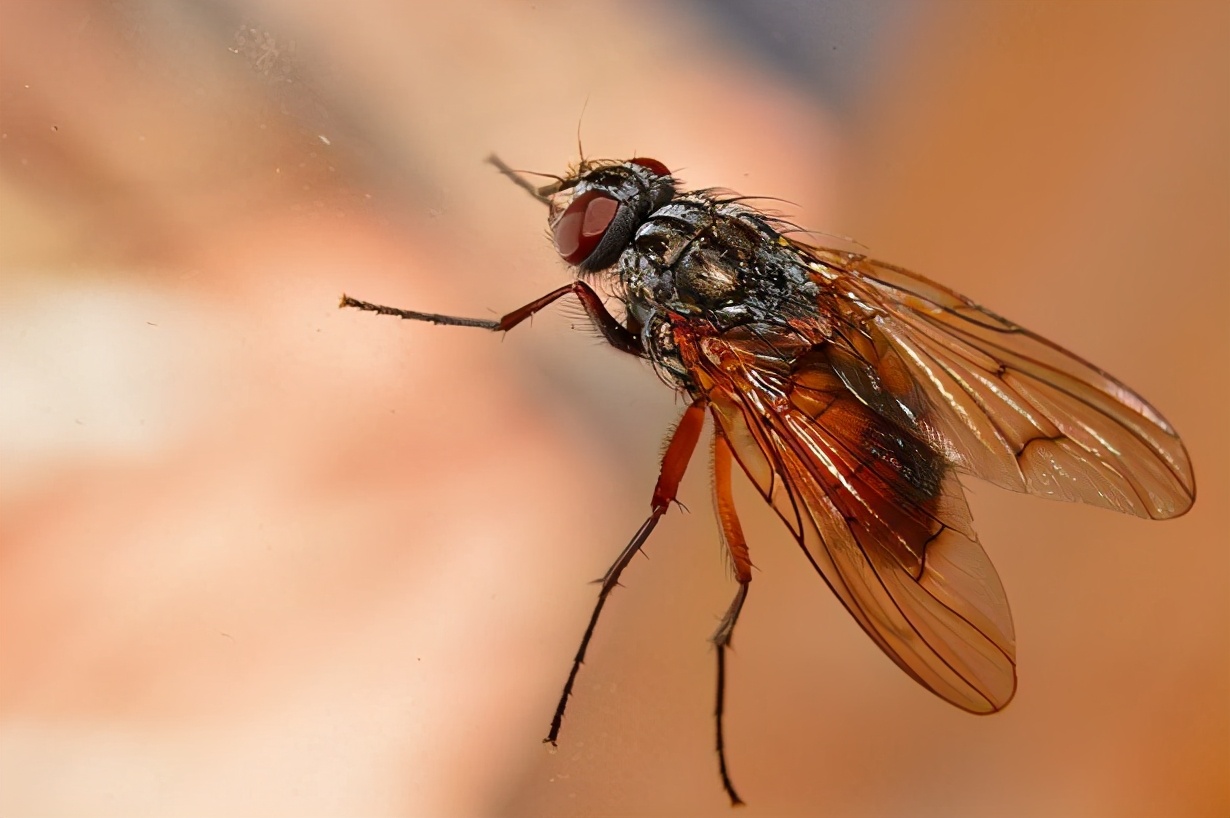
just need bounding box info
[616,193,823,389]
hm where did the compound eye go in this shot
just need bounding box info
[629,157,671,178]
[553,189,621,265]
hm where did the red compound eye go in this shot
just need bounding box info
[553,190,621,265]
[629,157,671,178]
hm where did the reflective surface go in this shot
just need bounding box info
[1,2,1226,816]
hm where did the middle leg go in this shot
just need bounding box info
[545,397,708,744]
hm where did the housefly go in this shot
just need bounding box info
[340,155,1195,805]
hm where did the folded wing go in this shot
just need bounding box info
[800,247,1195,520]
[688,329,1017,713]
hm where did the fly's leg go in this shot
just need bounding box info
[545,398,708,745]
[340,280,641,356]
[485,154,569,202]
[711,431,753,806]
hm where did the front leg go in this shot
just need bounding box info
[340,280,643,357]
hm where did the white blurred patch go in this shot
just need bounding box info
[0,275,226,494]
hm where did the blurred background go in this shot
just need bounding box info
[1,1,1226,816]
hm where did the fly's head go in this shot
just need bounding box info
[542,158,676,276]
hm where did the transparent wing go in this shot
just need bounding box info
[686,328,1017,713]
[796,246,1195,520]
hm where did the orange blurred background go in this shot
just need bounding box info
[1,2,1226,816]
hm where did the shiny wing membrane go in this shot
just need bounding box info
[675,244,1192,712]
[798,246,1195,520]
[685,328,1017,713]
